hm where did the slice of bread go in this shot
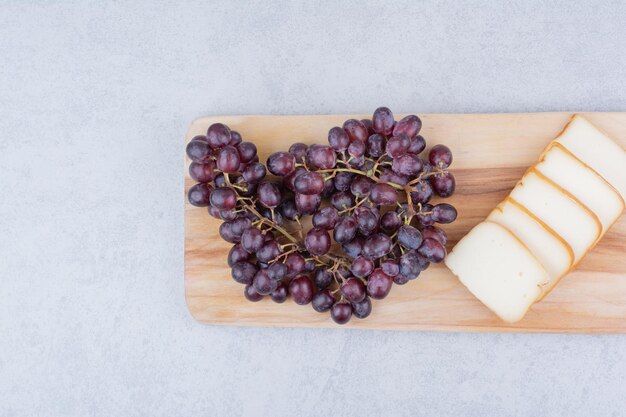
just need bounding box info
[488,198,573,296]
[536,143,624,236]
[509,169,601,264]
[445,221,549,323]
[555,115,626,199]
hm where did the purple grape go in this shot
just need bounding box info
[257,182,282,208]
[330,302,353,324]
[314,268,333,290]
[333,216,358,244]
[432,203,457,224]
[270,282,289,303]
[369,183,399,205]
[209,187,236,210]
[408,135,426,154]
[219,221,240,243]
[257,240,282,263]
[295,193,321,215]
[350,176,374,198]
[217,145,241,174]
[429,144,453,169]
[244,285,263,302]
[279,199,298,221]
[393,115,422,139]
[430,172,455,197]
[378,168,409,186]
[312,289,336,312]
[343,119,368,143]
[284,167,306,192]
[253,269,278,295]
[228,244,250,266]
[342,237,364,258]
[328,126,350,151]
[333,171,354,192]
[366,134,386,158]
[341,278,366,303]
[393,274,409,285]
[351,297,372,319]
[372,106,395,135]
[367,268,393,299]
[306,144,336,169]
[189,161,217,183]
[294,171,325,195]
[219,209,238,221]
[417,238,446,263]
[237,142,257,164]
[361,119,375,135]
[410,180,433,204]
[348,139,366,158]
[355,207,379,236]
[312,206,340,229]
[267,152,296,176]
[207,205,222,219]
[267,262,288,281]
[391,153,423,176]
[380,211,401,232]
[362,233,392,259]
[231,261,257,285]
[386,133,410,158]
[230,216,252,237]
[186,139,212,163]
[331,191,355,211]
[188,183,213,207]
[288,142,308,161]
[289,276,314,305]
[321,177,335,197]
[351,256,374,279]
[397,225,423,250]
[305,227,331,256]
[422,226,447,246]
[229,131,242,146]
[284,252,306,277]
[381,259,400,277]
[416,203,435,227]
[234,176,257,197]
[240,162,265,184]
[207,123,232,149]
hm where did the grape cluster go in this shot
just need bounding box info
[186,107,457,325]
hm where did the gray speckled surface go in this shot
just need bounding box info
[0,1,625,416]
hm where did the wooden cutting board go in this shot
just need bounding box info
[184,112,626,333]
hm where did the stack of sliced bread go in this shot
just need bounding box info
[445,115,625,322]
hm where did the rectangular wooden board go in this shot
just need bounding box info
[184,112,626,333]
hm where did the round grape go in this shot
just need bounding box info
[380,211,401,233]
[189,161,217,183]
[366,134,386,158]
[231,261,257,285]
[270,282,289,303]
[294,171,325,195]
[380,259,399,277]
[244,285,263,302]
[372,106,395,135]
[350,176,374,198]
[386,133,410,158]
[429,144,453,169]
[369,183,399,205]
[267,152,296,176]
[397,224,424,250]
[333,216,358,244]
[333,171,354,192]
[351,297,372,319]
[393,115,422,139]
[422,226,447,246]
[288,142,308,161]
[330,191,355,211]
[392,153,423,176]
[256,240,282,263]
[314,267,333,290]
[328,126,350,151]
[312,206,340,229]
[209,187,237,210]
[430,172,455,197]
[284,252,305,277]
[342,236,364,258]
[188,183,212,207]
[253,269,278,295]
[432,203,458,224]
[289,276,314,305]
[295,193,321,215]
[237,142,257,164]
[410,180,433,205]
[267,261,288,281]
[305,227,331,256]
[417,238,446,263]
[228,244,250,267]
[312,289,336,312]
[362,233,392,259]
[408,135,426,154]
[256,182,282,208]
[186,139,212,163]
[367,268,393,299]
[306,144,336,169]
[330,302,353,325]
[343,119,368,143]
[341,278,366,303]
[207,123,232,149]
[351,255,374,278]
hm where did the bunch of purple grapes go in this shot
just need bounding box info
[186,107,457,325]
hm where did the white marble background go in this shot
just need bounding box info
[1,1,625,416]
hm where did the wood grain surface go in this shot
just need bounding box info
[184,113,626,333]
